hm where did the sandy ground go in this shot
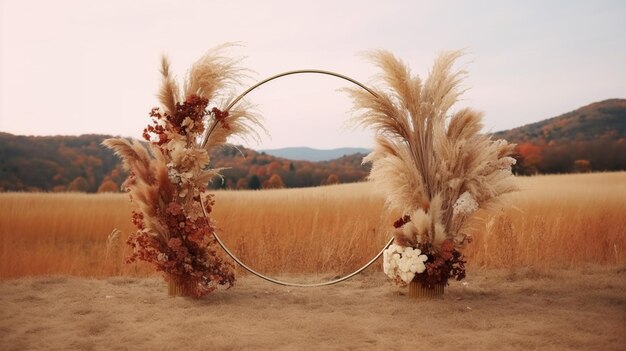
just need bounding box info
[1,268,624,351]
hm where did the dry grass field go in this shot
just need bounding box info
[0,172,625,350]
[1,172,624,279]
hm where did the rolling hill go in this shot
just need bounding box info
[492,99,625,174]
[0,133,370,192]
[494,99,625,143]
[1,98,624,191]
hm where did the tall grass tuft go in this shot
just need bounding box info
[347,50,516,250]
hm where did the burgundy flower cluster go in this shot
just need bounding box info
[127,197,235,297]
[143,95,217,143]
[412,239,466,289]
[394,217,467,288]
[126,95,235,297]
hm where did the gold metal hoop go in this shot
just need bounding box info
[201,69,392,287]
[201,69,379,148]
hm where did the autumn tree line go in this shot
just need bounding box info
[206,146,368,190]
[0,133,370,192]
[512,137,625,175]
[1,99,623,192]
[1,132,623,193]
[495,99,626,175]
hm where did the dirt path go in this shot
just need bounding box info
[1,268,624,350]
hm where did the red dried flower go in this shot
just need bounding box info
[411,240,467,288]
[211,107,230,130]
[393,215,411,228]
[124,94,236,298]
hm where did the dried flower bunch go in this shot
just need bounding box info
[348,51,517,288]
[104,46,261,297]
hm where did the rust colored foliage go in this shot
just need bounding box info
[143,95,219,144]
[394,217,467,288]
[413,239,467,288]
[123,97,236,297]
[127,199,235,296]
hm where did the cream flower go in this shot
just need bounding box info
[453,191,478,217]
[383,243,428,284]
[167,137,187,167]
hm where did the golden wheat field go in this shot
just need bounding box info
[0,172,624,279]
[1,173,625,350]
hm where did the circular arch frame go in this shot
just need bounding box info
[201,69,393,287]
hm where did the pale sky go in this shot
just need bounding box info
[1,0,624,149]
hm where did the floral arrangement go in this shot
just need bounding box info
[348,51,517,289]
[104,46,261,297]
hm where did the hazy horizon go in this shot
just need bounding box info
[1,0,625,149]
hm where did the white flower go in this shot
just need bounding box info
[453,191,479,216]
[167,138,187,166]
[400,271,415,284]
[382,243,429,284]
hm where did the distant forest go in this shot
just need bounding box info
[0,99,624,192]
[0,133,370,192]
[495,99,625,175]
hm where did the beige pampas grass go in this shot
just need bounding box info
[101,45,263,296]
[157,45,262,150]
[102,138,172,240]
[105,45,262,218]
[349,50,517,248]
